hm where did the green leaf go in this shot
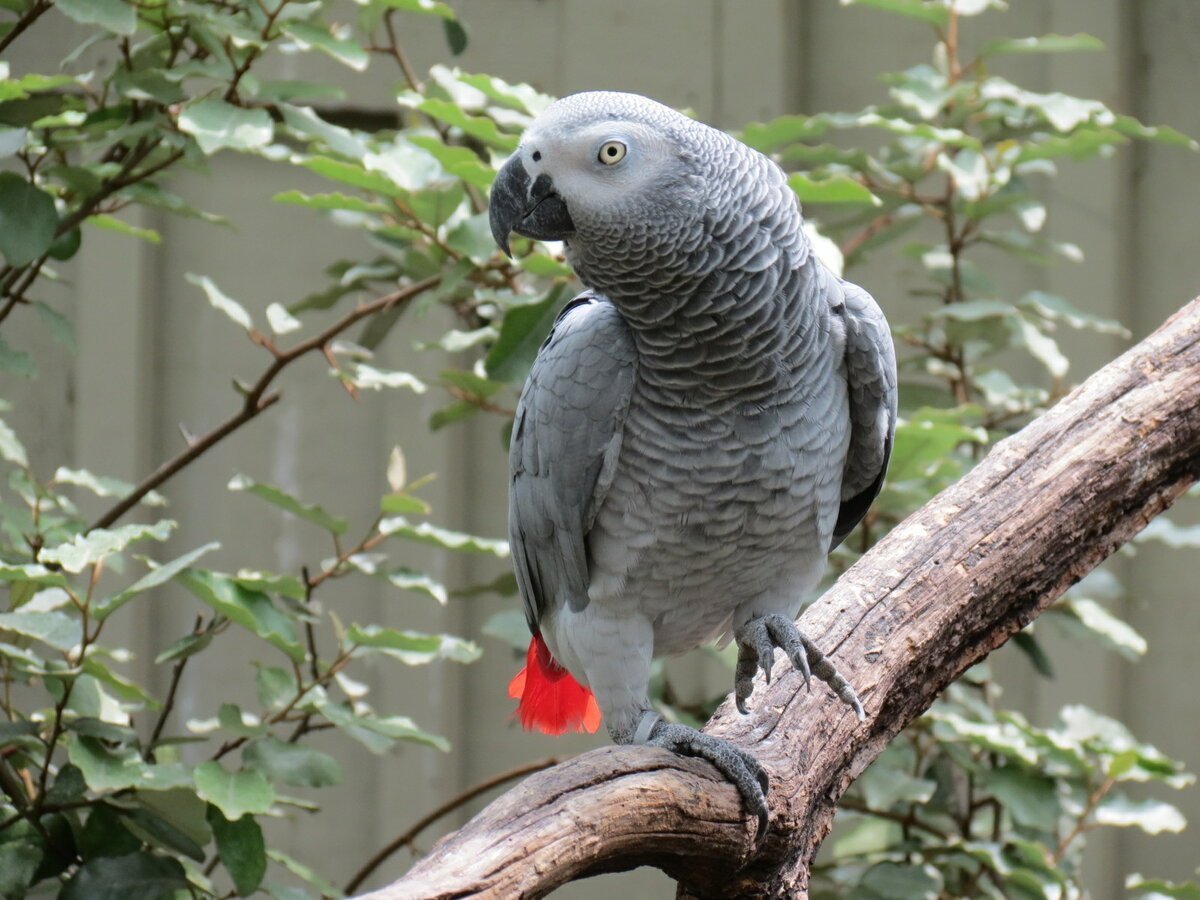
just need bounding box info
[60,853,189,900]
[0,334,35,377]
[273,189,388,215]
[379,492,432,515]
[208,806,267,896]
[68,718,137,744]
[256,665,297,710]
[981,33,1104,57]
[1019,290,1130,337]
[265,849,342,899]
[40,520,175,573]
[1014,318,1069,378]
[1135,517,1200,549]
[980,765,1059,830]
[787,172,880,205]
[340,363,428,393]
[407,134,495,189]
[282,22,368,71]
[485,284,569,382]
[0,561,67,586]
[345,556,448,605]
[266,303,302,335]
[194,762,275,822]
[482,609,530,651]
[363,140,443,192]
[136,788,212,855]
[1013,631,1054,677]
[1057,597,1147,659]
[186,272,254,331]
[179,569,304,662]
[87,213,162,244]
[0,171,58,266]
[413,98,519,151]
[47,763,87,804]
[0,611,81,652]
[1125,875,1200,899]
[887,409,986,482]
[0,417,29,466]
[70,738,189,792]
[82,657,157,708]
[96,542,220,620]
[319,701,449,754]
[279,104,366,159]
[78,804,141,860]
[154,631,213,665]
[1093,794,1186,834]
[296,155,402,197]
[120,807,205,862]
[232,569,307,600]
[446,212,496,261]
[347,624,480,664]
[243,737,343,788]
[378,516,508,556]
[179,100,274,155]
[0,839,41,895]
[442,17,469,55]
[218,703,267,738]
[53,0,135,34]
[1108,749,1139,779]
[53,466,166,506]
[228,474,348,534]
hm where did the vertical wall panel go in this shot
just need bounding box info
[1120,0,1200,884]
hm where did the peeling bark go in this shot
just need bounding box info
[363,297,1200,900]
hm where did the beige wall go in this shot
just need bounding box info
[5,1,1199,896]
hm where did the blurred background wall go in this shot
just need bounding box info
[6,0,1199,896]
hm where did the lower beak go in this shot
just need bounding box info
[489,155,575,257]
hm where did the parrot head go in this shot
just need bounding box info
[489,92,712,281]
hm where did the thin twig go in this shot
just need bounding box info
[343,756,566,895]
[88,275,440,531]
[0,0,51,55]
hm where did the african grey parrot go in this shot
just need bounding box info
[489,91,897,833]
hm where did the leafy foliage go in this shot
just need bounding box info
[0,0,553,895]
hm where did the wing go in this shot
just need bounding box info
[509,291,637,633]
[830,280,898,549]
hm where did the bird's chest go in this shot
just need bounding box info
[588,373,846,603]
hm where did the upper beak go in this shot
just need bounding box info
[488,155,575,257]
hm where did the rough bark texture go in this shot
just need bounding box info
[363,297,1200,900]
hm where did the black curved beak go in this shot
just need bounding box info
[488,155,575,257]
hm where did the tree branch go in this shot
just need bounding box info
[360,296,1200,900]
[88,275,440,531]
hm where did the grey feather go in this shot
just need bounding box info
[829,278,898,548]
[508,291,637,633]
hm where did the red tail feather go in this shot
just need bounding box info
[508,633,601,736]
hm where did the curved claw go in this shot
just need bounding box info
[734,613,865,719]
[647,721,771,840]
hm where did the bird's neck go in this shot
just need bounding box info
[573,186,817,403]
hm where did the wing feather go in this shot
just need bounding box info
[831,280,898,548]
[509,291,637,632]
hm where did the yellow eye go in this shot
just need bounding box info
[598,140,627,165]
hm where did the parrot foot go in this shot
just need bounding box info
[633,713,770,839]
[734,613,865,721]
